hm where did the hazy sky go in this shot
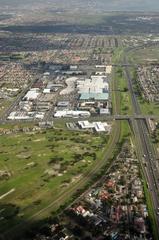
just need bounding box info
[0,0,159,11]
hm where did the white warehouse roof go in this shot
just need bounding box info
[7,111,45,120]
[77,75,109,94]
[78,121,109,132]
[54,110,90,118]
[23,89,40,101]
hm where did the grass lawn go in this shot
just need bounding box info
[129,46,159,65]
[0,127,109,232]
[138,97,159,116]
[115,67,132,115]
[112,48,132,115]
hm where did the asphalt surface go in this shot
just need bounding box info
[124,53,159,233]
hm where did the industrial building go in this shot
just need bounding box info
[57,101,70,108]
[76,75,110,114]
[8,111,45,120]
[79,92,109,101]
[23,88,40,101]
[43,83,63,93]
[78,121,111,132]
[60,77,77,95]
[54,110,90,118]
[77,75,109,101]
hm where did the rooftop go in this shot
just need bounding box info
[80,92,109,101]
[77,75,109,94]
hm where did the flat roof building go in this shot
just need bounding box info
[57,101,70,107]
[77,76,109,94]
[54,110,90,118]
[8,111,45,120]
[80,92,109,101]
[23,89,40,101]
[77,75,109,102]
[100,108,110,115]
[78,121,110,132]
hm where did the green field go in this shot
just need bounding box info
[128,46,159,64]
[0,127,108,232]
[112,48,132,115]
[115,67,132,115]
[138,98,159,115]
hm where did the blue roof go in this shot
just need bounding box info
[80,93,109,100]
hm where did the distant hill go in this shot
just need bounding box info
[0,0,159,11]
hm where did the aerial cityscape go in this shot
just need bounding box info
[0,0,159,239]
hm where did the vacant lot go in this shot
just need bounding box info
[114,67,132,115]
[129,46,159,64]
[0,127,108,232]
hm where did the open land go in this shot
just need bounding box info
[0,127,110,233]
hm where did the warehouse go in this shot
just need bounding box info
[100,108,110,115]
[57,101,70,108]
[77,75,109,101]
[54,110,90,118]
[60,77,77,95]
[77,74,110,114]
[19,101,32,111]
[8,111,45,120]
[78,121,110,132]
[106,65,112,74]
[8,111,33,120]
[79,93,109,101]
[77,76,109,94]
[23,89,40,101]
[43,83,63,93]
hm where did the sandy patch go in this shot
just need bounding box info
[33,138,45,142]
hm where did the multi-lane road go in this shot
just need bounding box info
[124,53,159,234]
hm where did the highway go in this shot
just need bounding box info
[124,53,159,233]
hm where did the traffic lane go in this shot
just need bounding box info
[139,121,159,188]
[137,120,159,218]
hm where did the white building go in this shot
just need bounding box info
[8,111,33,120]
[77,75,109,94]
[43,88,51,94]
[78,121,110,132]
[100,108,110,115]
[54,110,90,118]
[19,101,32,111]
[105,65,112,74]
[23,88,40,101]
[8,111,45,120]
